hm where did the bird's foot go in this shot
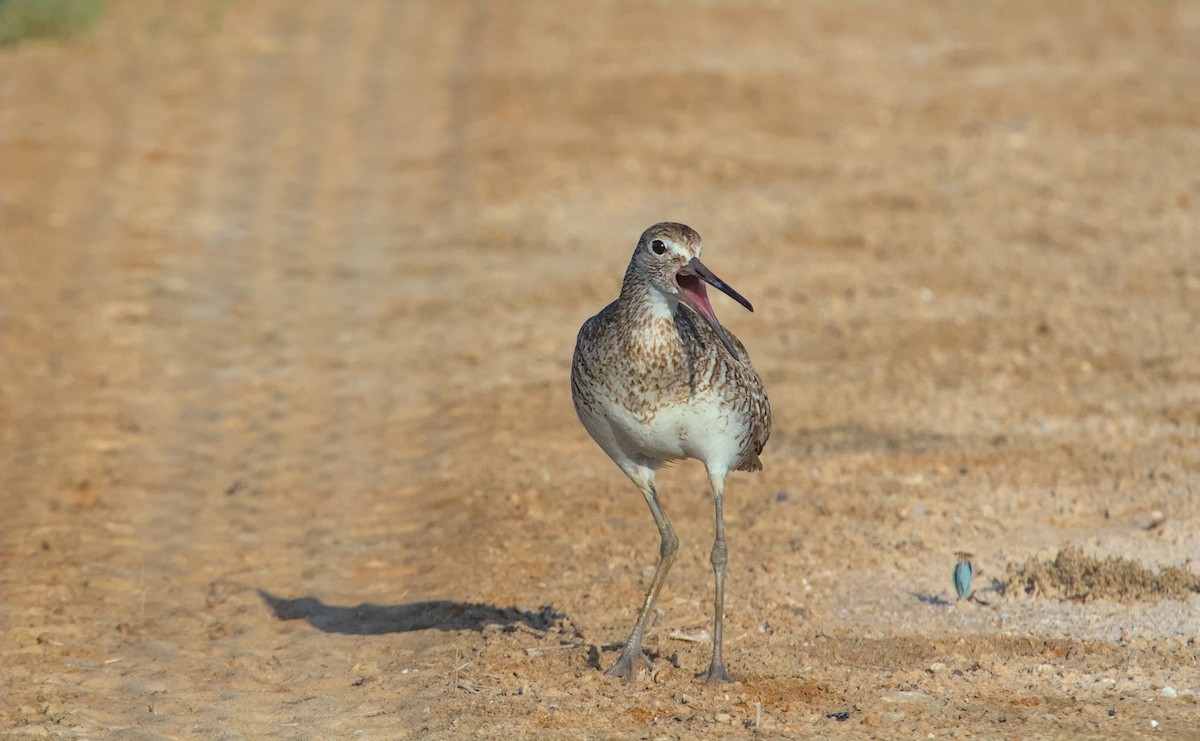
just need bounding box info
[605,646,651,682]
[700,660,735,684]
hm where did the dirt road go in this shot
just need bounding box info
[3,1,1198,737]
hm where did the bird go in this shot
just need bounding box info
[571,222,771,683]
[953,552,974,601]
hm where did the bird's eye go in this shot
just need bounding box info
[650,239,666,255]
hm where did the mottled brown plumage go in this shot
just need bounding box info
[571,222,771,683]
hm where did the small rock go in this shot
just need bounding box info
[928,662,947,673]
[715,712,732,724]
[1161,687,1177,699]
[882,691,924,702]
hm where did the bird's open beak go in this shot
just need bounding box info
[675,256,753,358]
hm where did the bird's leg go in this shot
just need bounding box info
[607,473,678,682]
[702,469,735,683]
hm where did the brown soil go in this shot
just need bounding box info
[3,1,1198,738]
[1005,547,1200,604]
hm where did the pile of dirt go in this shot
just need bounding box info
[1005,547,1200,603]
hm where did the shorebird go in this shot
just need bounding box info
[571,222,771,683]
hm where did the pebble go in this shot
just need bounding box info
[928,662,947,673]
[1161,687,1177,699]
[715,713,732,724]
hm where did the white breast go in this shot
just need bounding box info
[577,388,747,476]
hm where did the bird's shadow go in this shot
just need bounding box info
[258,590,565,636]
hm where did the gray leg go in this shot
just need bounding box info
[702,469,734,683]
[607,467,678,682]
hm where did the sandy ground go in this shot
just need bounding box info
[2,1,1199,738]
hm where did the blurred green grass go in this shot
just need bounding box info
[0,0,106,46]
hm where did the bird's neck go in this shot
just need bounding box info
[618,263,678,323]
[614,273,686,362]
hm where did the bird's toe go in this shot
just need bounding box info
[700,661,735,684]
[605,647,650,682]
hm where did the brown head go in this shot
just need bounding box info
[624,222,753,356]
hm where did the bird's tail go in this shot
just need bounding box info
[736,453,763,473]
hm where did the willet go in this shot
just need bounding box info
[571,222,770,682]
